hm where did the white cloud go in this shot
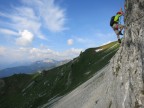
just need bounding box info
[0,0,67,43]
[44,6,66,32]
[16,30,34,46]
[28,47,82,60]
[15,7,38,20]
[37,32,47,40]
[67,39,73,45]
[0,46,83,64]
[21,0,66,32]
[0,28,18,36]
[62,48,83,56]
[0,8,41,32]
[27,47,82,60]
[0,6,43,41]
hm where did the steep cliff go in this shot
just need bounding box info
[48,0,144,108]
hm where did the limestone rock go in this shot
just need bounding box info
[44,0,144,108]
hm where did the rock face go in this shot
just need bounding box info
[48,0,144,108]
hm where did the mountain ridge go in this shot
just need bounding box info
[0,41,119,108]
[0,59,70,78]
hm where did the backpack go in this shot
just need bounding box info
[110,16,115,27]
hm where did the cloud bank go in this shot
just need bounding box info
[0,46,83,64]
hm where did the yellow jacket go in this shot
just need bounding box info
[114,14,122,23]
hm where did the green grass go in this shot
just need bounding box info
[0,41,120,108]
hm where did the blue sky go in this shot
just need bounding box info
[0,0,124,66]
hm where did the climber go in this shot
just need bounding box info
[110,8,124,43]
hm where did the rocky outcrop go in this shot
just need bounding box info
[47,0,144,108]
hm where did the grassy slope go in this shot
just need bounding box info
[0,41,119,108]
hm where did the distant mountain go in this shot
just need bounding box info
[0,41,119,108]
[0,59,70,78]
[0,61,31,70]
